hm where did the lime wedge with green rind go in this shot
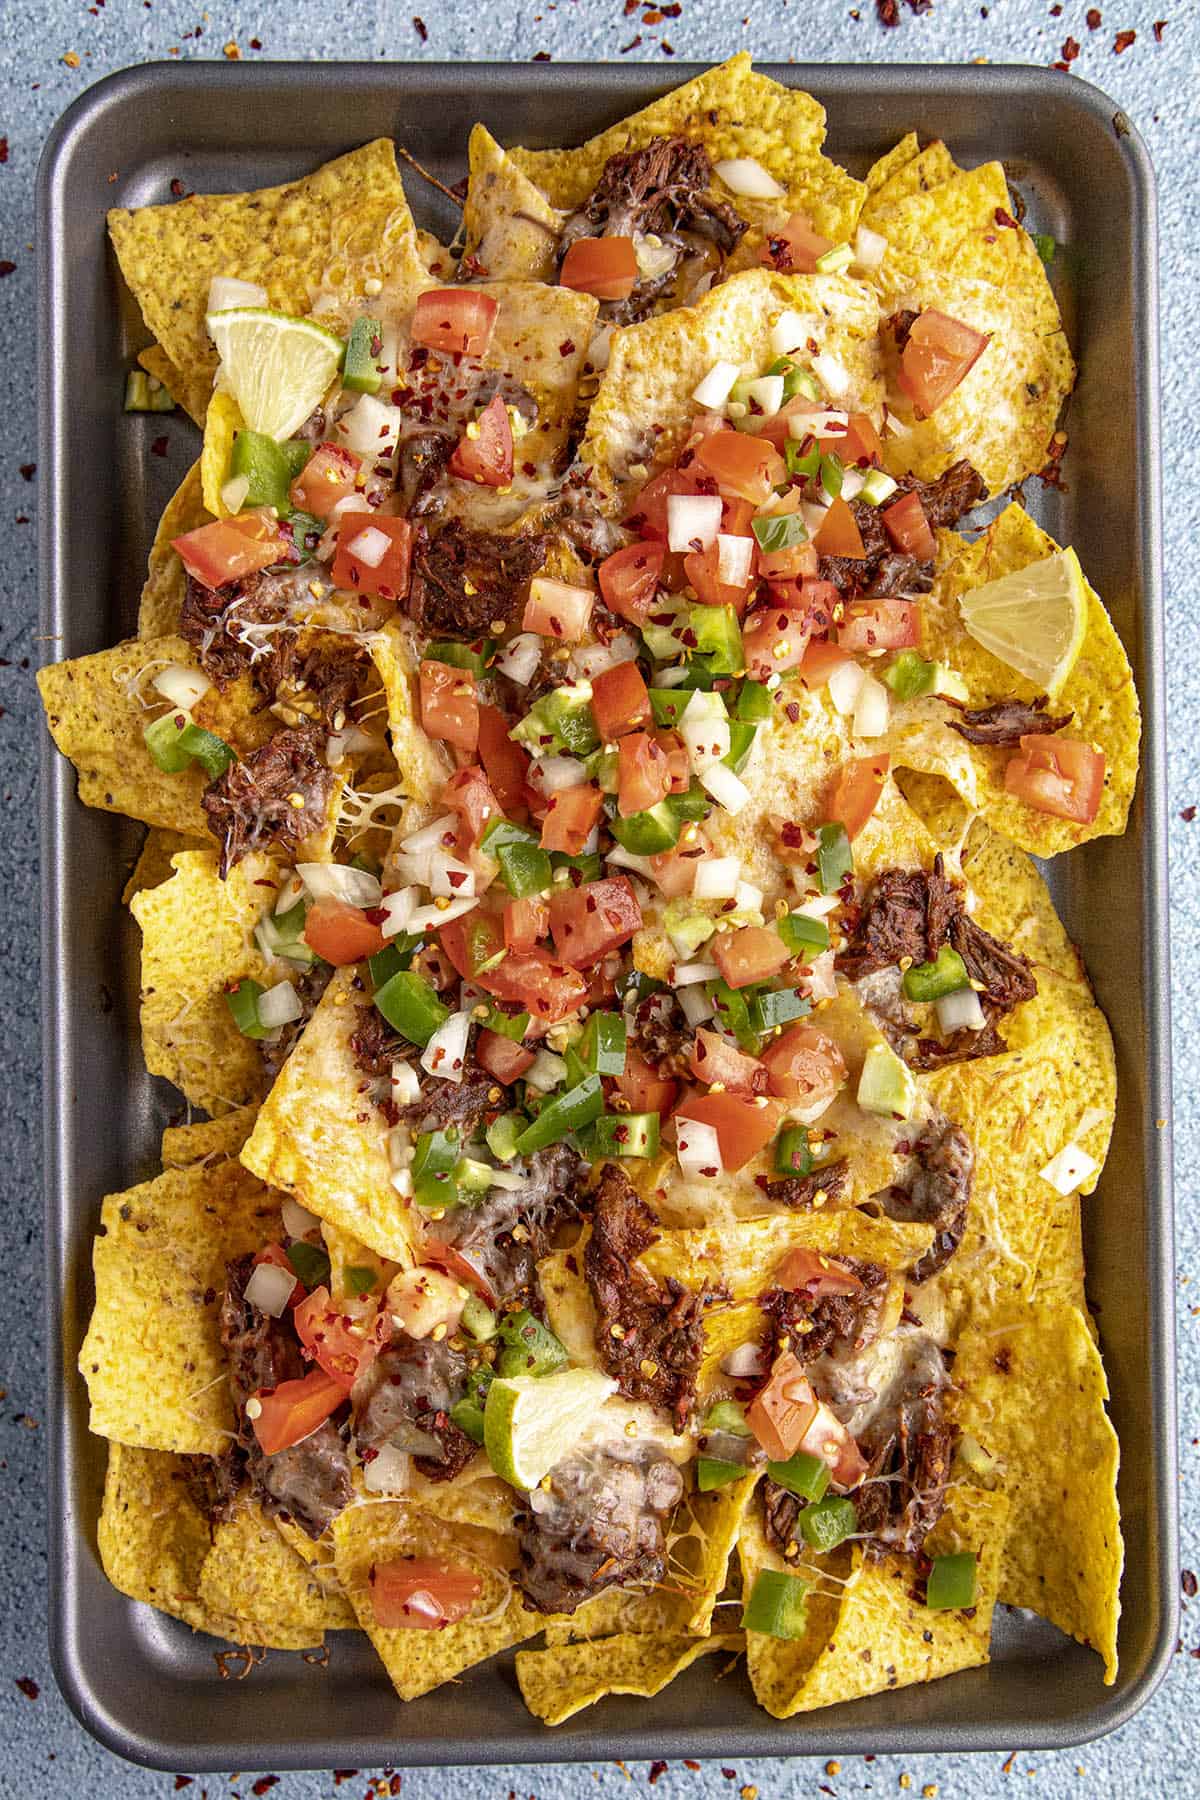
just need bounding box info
[205,307,344,442]
[483,1366,616,1491]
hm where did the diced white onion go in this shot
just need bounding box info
[676,1117,724,1177]
[330,492,372,519]
[587,323,614,372]
[651,665,692,688]
[744,374,785,418]
[691,359,741,410]
[220,474,251,515]
[421,1010,471,1083]
[388,1123,413,1170]
[606,846,658,879]
[827,660,866,717]
[793,892,839,919]
[494,632,543,686]
[1039,1141,1101,1197]
[936,986,987,1035]
[536,755,590,794]
[700,760,750,814]
[380,886,419,938]
[207,276,269,314]
[151,663,211,712]
[722,1341,766,1379]
[362,1443,412,1494]
[840,468,867,503]
[325,724,380,767]
[933,664,970,703]
[273,870,305,915]
[714,157,786,200]
[667,493,723,554]
[806,949,838,1002]
[674,960,721,987]
[770,309,811,356]
[853,224,888,271]
[693,856,741,900]
[569,632,638,681]
[811,352,851,399]
[430,853,476,900]
[632,232,679,283]
[390,1165,414,1198]
[258,980,304,1028]
[243,1260,298,1318]
[392,849,433,890]
[677,984,716,1026]
[734,880,763,914]
[681,689,731,772]
[335,393,402,459]
[296,861,382,909]
[406,895,477,933]
[391,1060,421,1106]
[800,499,831,538]
[716,532,754,588]
[401,813,457,856]
[852,673,890,739]
[526,1049,568,1093]
[789,408,851,440]
[345,525,391,569]
[281,1196,321,1239]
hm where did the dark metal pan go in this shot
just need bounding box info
[37,59,1175,1770]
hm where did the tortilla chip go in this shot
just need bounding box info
[951,1299,1121,1681]
[321,1218,397,1308]
[407,1467,517,1535]
[200,1503,356,1635]
[517,1631,742,1726]
[861,139,958,223]
[138,343,211,427]
[108,140,413,389]
[79,1156,279,1455]
[131,849,279,1115]
[463,124,562,283]
[889,505,1140,852]
[200,390,245,517]
[864,133,922,198]
[98,1442,322,1648]
[415,229,455,279]
[240,967,419,1265]
[161,1104,259,1170]
[138,462,211,637]
[638,1209,935,1302]
[332,1499,538,1699]
[122,825,204,904]
[366,621,454,805]
[867,160,1011,293]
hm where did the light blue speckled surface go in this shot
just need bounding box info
[1,4,1197,1795]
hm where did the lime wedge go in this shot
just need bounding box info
[484,1367,616,1491]
[958,547,1087,696]
[205,307,344,442]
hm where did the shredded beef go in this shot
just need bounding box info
[435,1142,587,1313]
[181,1447,245,1528]
[260,961,333,1083]
[272,643,370,731]
[887,308,919,353]
[560,135,746,258]
[349,1003,405,1079]
[202,725,335,878]
[849,1332,954,1554]
[818,460,988,598]
[180,568,294,692]
[764,1160,850,1211]
[871,1116,974,1283]
[584,1164,723,1430]
[351,1336,477,1482]
[515,1442,684,1614]
[760,1260,888,1367]
[947,694,1074,746]
[762,1478,804,1556]
[395,428,456,517]
[837,860,959,981]
[398,1064,500,1140]
[629,990,693,1077]
[407,521,549,638]
[949,910,1038,1011]
[906,1017,1009,1073]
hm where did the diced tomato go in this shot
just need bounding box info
[793,1398,869,1490]
[826,413,883,467]
[423,1242,498,1308]
[897,309,991,417]
[442,910,509,986]
[411,287,498,358]
[294,1285,385,1387]
[711,925,791,991]
[684,538,755,615]
[1004,734,1105,825]
[775,1247,864,1298]
[288,441,362,520]
[522,576,594,642]
[590,660,652,738]
[761,211,832,274]
[483,947,588,1023]
[760,1023,847,1114]
[880,489,937,560]
[251,1368,347,1456]
[448,393,514,488]
[476,1027,536,1084]
[420,659,479,754]
[617,732,671,817]
[172,510,292,588]
[441,765,503,854]
[540,783,604,855]
[611,1045,678,1117]
[251,1241,302,1309]
[720,495,756,538]
[675,1091,783,1172]
[838,599,920,654]
[303,899,388,966]
[812,495,866,560]
[746,1352,819,1460]
[547,877,642,966]
[598,541,666,625]
[503,894,550,952]
[827,753,890,840]
[741,603,814,684]
[386,1265,467,1340]
[798,637,850,690]
[332,514,412,602]
[695,431,787,506]
[475,704,530,816]
[755,508,819,583]
[559,235,638,301]
[624,466,705,541]
[653,728,691,793]
[688,1028,766,1096]
[369,1558,483,1631]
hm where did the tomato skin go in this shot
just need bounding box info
[449,393,514,488]
[675,1091,783,1172]
[746,1352,819,1460]
[172,510,292,588]
[798,638,849,689]
[695,431,787,506]
[624,466,704,542]
[475,704,529,816]
[483,947,588,1023]
[540,783,604,855]
[289,441,362,520]
[761,211,832,274]
[559,234,638,300]
[1004,734,1105,825]
[761,1023,847,1112]
[812,495,866,560]
[741,603,814,683]
[775,1247,863,1297]
[369,1558,483,1631]
[441,764,503,853]
[827,753,890,839]
[332,514,412,602]
[294,1286,385,1387]
[838,599,920,654]
[611,1045,677,1116]
[712,925,792,990]
[251,1368,347,1456]
[897,309,991,417]
[420,659,479,754]
[756,535,819,585]
[598,541,665,625]
[303,899,388,966]
[653,728,691,793]
[522,577,594,642]
[827,413,883,466]
[411,288,498,357]
[649,843,701,897]
[684,539,754,615]
[547,877,642,966]
[503,894,549,952]
[880,489,937,560]
[793,1399,869,1490]
[617,732,672,817]
[476,1027,536,1084]
[688,1028,767,1096]
[590,660,652,738]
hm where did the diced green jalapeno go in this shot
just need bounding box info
[751,511,809,553]
[230,428,295,514]
[702,1399,751,1436]
[342,315,384,394]
[143,710,195,773]
[344,1264,378,1297]
[579,1011,627,1076]
[591,1111,660,1159]
[454,1157,496,1197]
[902,944,970,1003]
[775,1126,815,1177]
[182,723,237,780]
[776,911,830,958]
[766,1451,831,1502]
[411,1128,461,1208]
[514,1075,603,1154]
[425,637,495,679]
[460,1295,498,1342]
[723,720,757,774]
[449,1365,493,1444]
[374,969,450,1047]
[786,436,821,480]
[748,986,811,1034]
[819,452,844,500]
[735,680,773,723]
[255,897,316,967]
[124,369,175,412]
[550,849,603,884]
[610,801,682,856]
[649,689,689,729]
[816,822,853,894]
[925,1550,978,1610]
[883,648,938,701]
[706,978,761,1053]
[485,1111,526,1163]
[476,1004,530,1043]
[513,685,598,756]
[696,1457,746,1491]
[496,1308,569,1378]
[798,1495,858,1552]
[687,602,743,676]
[368,937,421,990]
[225,978,269,1039]
[496,839,552,899]
[742,1569,809,1639]
[666,779,711,824]
[286,1239,332,1290]
[481,817,538,853]
[1033,233,1056,268]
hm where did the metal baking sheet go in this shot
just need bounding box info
[37,59,1175,1771]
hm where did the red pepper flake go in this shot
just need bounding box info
[14,1677,39,1700]
[660,39,676,52]
[684,1762,701,1772]
[150,435,169,457]
[559,338,576,355]
[19,463,35,481]
[173,1782,193,1793]
[649,1764,669,1786]
[413,14,428,38]
[1086,6,1102,23]
[625,0,640,11]
[643,7,663,20]
[0,260,15,278]
[1182,806,1197,823]
[0,138,8,164]
[251,1780,279,1797]
[1153,17,1166,38]
[169,177,193,200]
[1183,1569,1198,1595]
[1114,27,1135,49]
[531,49,551,59]
[994,207,1019,228]
[1060,35,1080,59]
[250,36,263,49]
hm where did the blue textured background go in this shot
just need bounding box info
[2,5,1196,1796]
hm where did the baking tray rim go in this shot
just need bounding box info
[37,56,1176,1770]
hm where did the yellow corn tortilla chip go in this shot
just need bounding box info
[122,825,204,904]
[407,1467,517,1536]
[162,1104,259,1170]
[638,1209,935,1302]
[332,1499,538,1699]
[861,139,958,223]
[138,461,211,637]
[321,1218,397,1308]
[415,228,455,279]
[517,1631,743,1726]
[240,966,419,1266]
[367,621,454,805]
[79,1155,279,1455]
[889,505,1140,852]
[131,849,280,1115]
[200,1503,356,1635]
[867,159,1011,293]
[200,390,246,518]
[108,140,413,389]
[463,124,562,283]
[138,343,211,427]
[864,133,922,198]
[951,1299,1121,1680]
